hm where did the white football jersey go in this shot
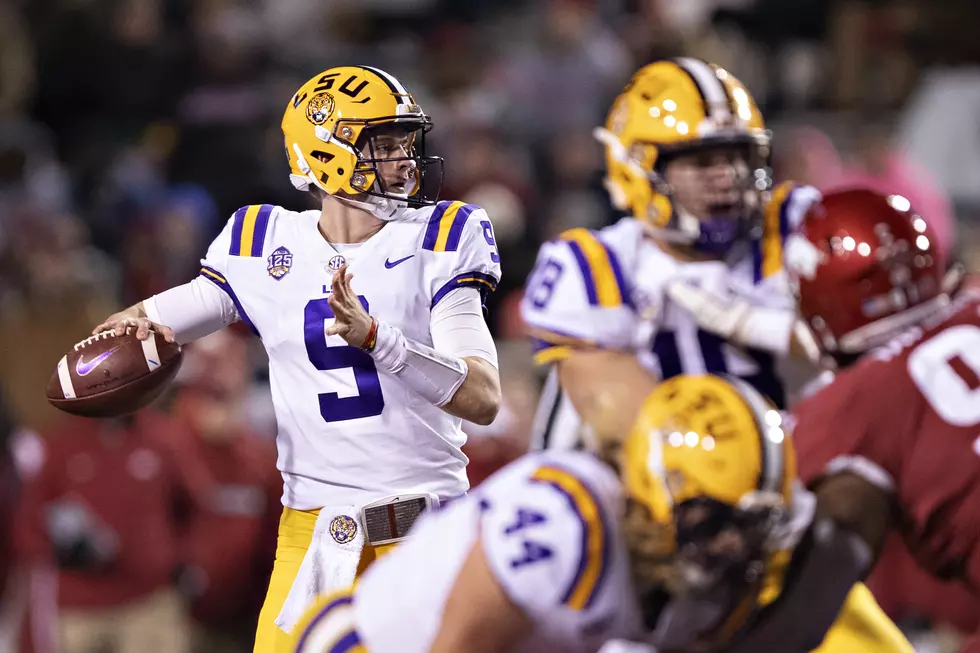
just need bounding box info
[523,183,822,451]
[197,200,501,509]
[342,450,642,653]
[293,452,821,653]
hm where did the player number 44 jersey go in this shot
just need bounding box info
[350,451,641,653]
[196,201,501,510]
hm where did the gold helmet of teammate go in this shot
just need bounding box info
[595,58,771,257]
[282,65,443,210]
[621,374,796,642]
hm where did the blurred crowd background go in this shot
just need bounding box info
[2,0,980,651]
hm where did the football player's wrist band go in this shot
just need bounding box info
[360,317,379,352]
[367,319,469,407]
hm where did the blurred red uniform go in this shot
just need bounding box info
[0,428,15,600]
[867,533,980,635]
[167,329,282,651]
[14,413,197,653]
[169,389,280,645]
[461,435,524,488]
[794,287,980,588]
[15,414,196,608]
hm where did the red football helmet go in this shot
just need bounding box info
[789,188,951,358]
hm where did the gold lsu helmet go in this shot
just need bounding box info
[282,65,443,208]
[595,58,772,256]
[622,374,796,643]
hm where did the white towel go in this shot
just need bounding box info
[275,505,365,633]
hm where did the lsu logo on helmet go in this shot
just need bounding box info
[306,92,336,125]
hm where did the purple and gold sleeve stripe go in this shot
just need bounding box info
[754,182,795,281]
[329,631,366,653]
[199,266,261,338]
[531,338,575,365]
[422,201,480,252]
[229,204,273,258]
[431,271,499,308]
[529,465,610,611]
[529,328,593,365]
[559,229,631,308]
[294,592,367,653]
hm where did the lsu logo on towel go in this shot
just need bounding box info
[330,515,358,544]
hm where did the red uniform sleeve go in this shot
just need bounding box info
[792,355,913,493]
[13,447,59,565]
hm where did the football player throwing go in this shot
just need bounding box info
[92,66,503,652]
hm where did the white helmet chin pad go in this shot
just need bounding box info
[334,193,406,222]
[292,171,411,222]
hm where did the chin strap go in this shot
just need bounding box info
[333,193,407,222]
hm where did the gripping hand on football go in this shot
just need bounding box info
[325,263,373,347]
[93,304,176,344]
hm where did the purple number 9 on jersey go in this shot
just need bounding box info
[304,296,385,422]
[481,220,500,263]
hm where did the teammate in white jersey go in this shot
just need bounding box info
[522,58,822,451]
[290,375,912,653]
[91,66,502,652]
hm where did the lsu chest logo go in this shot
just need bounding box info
[267,246,293,280]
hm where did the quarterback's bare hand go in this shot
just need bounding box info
[93,310,176,344]
[325,263,373,347]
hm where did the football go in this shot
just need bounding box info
[46,330,183,418]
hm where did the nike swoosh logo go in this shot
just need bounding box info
[75,346,121,377]
[384,255,414,269]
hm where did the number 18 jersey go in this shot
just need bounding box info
[198,202,501,509]
[522,183,821,450]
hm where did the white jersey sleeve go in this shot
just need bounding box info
[142,210,255,344]
[751,182,821,289]
[430,287,498,366]
[142,277,238,345]
[521,226,638,364]
[479,452,623,629]
[715,182,820,317]
[419,201,502,310]
[195,204,281,338]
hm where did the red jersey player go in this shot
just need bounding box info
[782,188,980,641]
